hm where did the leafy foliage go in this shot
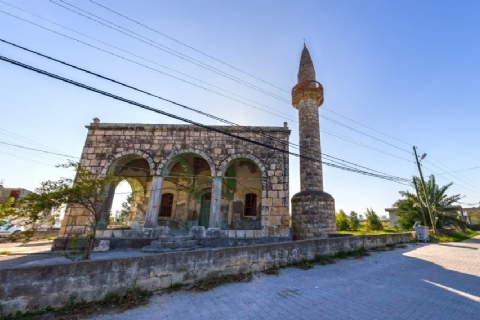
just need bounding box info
[19,161,123,259]
[394,175,463,230]
[0,197,16,219]
[364,208,383,231]
[115,193,132,224]
[335,209,349,231]
[348,211,360,230]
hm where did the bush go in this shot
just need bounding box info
[364,208,383,231]
[335,210,349,231]
[348,211,360,230]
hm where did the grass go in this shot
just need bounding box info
[0,250,12,255]
[430,230,479,243]
[192,273,253,292]
[337,228,408,235]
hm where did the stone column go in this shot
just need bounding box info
[208,177,223,229]
[97,184,116,230]
[144,176,164,228]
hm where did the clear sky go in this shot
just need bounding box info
[0,0,479,217]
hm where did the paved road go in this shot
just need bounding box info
[94,237,480,320]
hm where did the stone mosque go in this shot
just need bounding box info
[55,45,336,249]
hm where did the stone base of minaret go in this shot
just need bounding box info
[291,191,336,240]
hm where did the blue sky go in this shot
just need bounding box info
[0,0,479,216]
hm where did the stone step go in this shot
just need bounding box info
[157,235,193,242]
[149,239,199,250]
[142,245,202,253]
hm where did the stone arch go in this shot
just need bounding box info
[101,150,156,176]
[218,154,266,178]
[157,149,216,177]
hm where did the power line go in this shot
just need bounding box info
[0,140,76,158]
[0,150,56,167]
[89,0,289,94]
[422,159,479,191]
[87,0,421,158]
[0,141,65,164]
[321,107,413,147]
[421,164,480,195]
[0,3,419,163]
[418,148,478,186]
[0,54,410,185]
[0,38,401,179]
[50,0,291,104]
[0,7,297,123]
[0,127,64,154]
[436,166,480,175]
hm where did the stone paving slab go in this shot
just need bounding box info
[92,237,480,320]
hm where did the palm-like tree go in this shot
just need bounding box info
[394,175,463,230]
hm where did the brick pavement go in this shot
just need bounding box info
[93,237,480,320]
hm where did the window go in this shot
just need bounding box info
[159,193,174,217]
[244,193,257,216]
[9,190,20,198]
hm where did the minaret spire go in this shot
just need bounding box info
[298,44,316,83]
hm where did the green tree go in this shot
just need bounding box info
[0,197,16,219]
[394,175,462,230]
[335,209,349,231]
[365,208,383,231]
[348,211,360,230]
[115,193,132,224]
[20,162,123,259]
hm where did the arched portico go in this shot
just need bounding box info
[98,152,154,229]
[219,156,264,231]
[145,150,219,230]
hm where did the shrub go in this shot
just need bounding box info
[364,208,383,231]
[335,210,349,231]
[348,211,360,230]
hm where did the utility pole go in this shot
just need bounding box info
[413,146,437,234]
[412,177,427,226]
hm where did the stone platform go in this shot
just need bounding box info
[291,190,336,240]
[142,235,201,253]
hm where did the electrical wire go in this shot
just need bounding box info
[89,0,289,94]
[0,3,421,163]
[0,8,297,123]
[50,0,290,104]
[0,38,401,178]
[0,54,410,185]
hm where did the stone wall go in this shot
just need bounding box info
[0,233,414,315]
[61,123,290,237]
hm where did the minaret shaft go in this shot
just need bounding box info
[298,99,323,191]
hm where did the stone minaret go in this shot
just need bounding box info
[291,44,336,240]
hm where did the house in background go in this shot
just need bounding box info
[385,206,478,228]
[0,185,33,207]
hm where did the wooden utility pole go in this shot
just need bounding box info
[413,146,438,234]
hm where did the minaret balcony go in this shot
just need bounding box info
[292,80,324,109]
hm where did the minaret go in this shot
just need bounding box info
[291,44,336,240]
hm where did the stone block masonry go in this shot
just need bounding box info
[60,123,291,239]
[0,233,414,316]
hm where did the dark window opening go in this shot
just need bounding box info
[9,190,20,198]
[244,193,257,216]
[159,193,174,217]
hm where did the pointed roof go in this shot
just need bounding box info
[297,44,316,83]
